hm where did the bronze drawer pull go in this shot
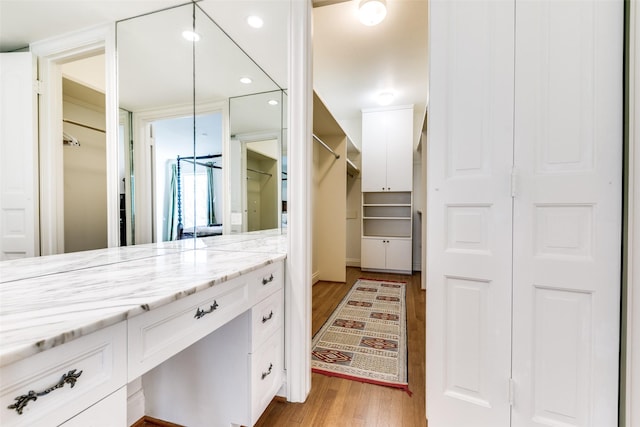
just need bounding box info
[8,369,83,415]
[262,311,274,323]
[194,301,219,319]
[261,363,273,380]
[262,274,274,285]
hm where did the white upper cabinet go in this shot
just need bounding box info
[361,106,414,192]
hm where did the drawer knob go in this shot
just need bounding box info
[262,311,274,323]
[194,301,219,319]
[261,363,273,380]
[262,274,274,285]
[8,369,83,415]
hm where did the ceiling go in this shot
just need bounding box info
[0,0,428,146]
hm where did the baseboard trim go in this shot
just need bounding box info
[312,271,320,284]
[346,258,361,268]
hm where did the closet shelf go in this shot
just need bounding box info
[363,216,411,220]
[346,158,360,177]
[363,203,411,207]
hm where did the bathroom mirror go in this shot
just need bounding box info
[117,2,284,246]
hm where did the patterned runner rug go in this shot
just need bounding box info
[311,278,410,395]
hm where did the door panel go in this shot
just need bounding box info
[426,0,514,426]
[361,238,385,270]
[0,53,39,260]
[361,112,387,192]
[385,108,413,191]
[512,1,623,426]
[385,238,411,272]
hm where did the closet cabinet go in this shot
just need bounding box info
[361,238,411,273]
[361,106,413,192]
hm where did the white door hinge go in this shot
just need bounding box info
[33,79,44,95]
[509,378,515,406]
[510,167,518,198]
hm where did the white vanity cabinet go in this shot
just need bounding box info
[361,105,413,192]
[0,322,127,427]
[141,261,285,427]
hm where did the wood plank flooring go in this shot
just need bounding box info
[255,267,426,427]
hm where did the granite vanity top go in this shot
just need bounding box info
[0,231,287,367]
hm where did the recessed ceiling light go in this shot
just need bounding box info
[268,99,279,106]
[240,77,253,84]
[376,91,395,106]
[182,30,201,42]
[358,0,387,26]
[247,15,264,29]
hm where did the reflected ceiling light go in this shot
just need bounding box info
[376,91,395,106]
[247,15,264,28]
[358,0,387,26]
[268,99,279,106]
[182,30,200,42]
[240,77,253,84]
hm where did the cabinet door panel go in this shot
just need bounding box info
[361,238,386,270]
[385,108,413,191]
[362,113,388,192]
[385,238,412,272]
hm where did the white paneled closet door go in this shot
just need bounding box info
[426,1,514,426]
[511,1,623,426]
[0,53,39,260]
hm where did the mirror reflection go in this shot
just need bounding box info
[229,90,285,233]
[117,3,285,245]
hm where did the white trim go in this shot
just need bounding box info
[627,0,640,424]
[285,0,312,403]
[132,101,227,244]
[30,25,117,254]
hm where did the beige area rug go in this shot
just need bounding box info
[311,278,410,395]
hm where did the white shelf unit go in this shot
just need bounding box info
[361,191,412,273]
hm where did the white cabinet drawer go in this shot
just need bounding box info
[61,387,126,426]
[128,275,250,379]
[253,262,284,304]
[251,289,283,352]
[0,322,126,427]
[250,329,283,425]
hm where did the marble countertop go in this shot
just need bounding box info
[0,231,287,367]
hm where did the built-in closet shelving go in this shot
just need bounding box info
[360,105,414,274]
[312,92,348,283]
[362,192,412,237]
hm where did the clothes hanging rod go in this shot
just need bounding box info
[63,119,105,134]
[181,159,222,170]
[177,154,222,161]
[312,134,340,159]
[247,167,272,177]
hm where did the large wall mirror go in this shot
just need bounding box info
[117,2,285,247]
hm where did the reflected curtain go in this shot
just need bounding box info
[207,165,216,225]
[166,163,178,240]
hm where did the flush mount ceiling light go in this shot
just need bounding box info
[376,91,395,106]
[181,30,200,42]
[358,0,387,26]
[247,15,264,28]
[268,99,279,106]
[240,77,253,84]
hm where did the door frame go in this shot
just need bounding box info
[625,0,640,424]
[30,24,118,254]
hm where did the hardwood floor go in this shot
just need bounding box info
[255,267,426,427]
